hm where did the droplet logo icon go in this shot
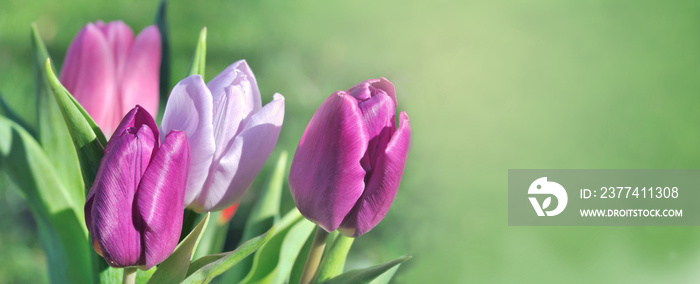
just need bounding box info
[528,177,567,216]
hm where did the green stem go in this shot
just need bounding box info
[122,267,137,284]
[299,226,330,284]
[314,234,355,282]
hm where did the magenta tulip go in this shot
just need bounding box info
[289,78,411,237]
[60,20,161,136]
[160,60,285,212]
[84,106,189,269]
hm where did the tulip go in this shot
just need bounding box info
[84,106,190,269]
[160,60,285,212]
[60,20,161,136]
[289,78,411,237]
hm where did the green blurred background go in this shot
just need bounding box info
[2,0,700,282]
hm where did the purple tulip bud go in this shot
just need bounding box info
[60,20,161,136]
[84,106,190,269]
[289,78,411,237]
[160,60,285,212]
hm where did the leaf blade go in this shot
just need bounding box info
[314,234,355,282]
[239,209,315,284]
[221,152,288,282]
[182,226,276,284]
[44,59,106,192]
[187,27,207,78]
[0,116,93,283]
[321,256,411,284]
[148,213,211,284]
[31,24,85,205]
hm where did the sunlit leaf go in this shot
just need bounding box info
[313,234,355,282]
[45,59,106,191]
[182,226,276,284]
[148,213,210,284]
[240,209,315,284]
[187,27,207,78]
[321,256,411,284]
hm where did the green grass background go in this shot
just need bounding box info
[2,0,700,283]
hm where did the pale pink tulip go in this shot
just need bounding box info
[60,20,161,136]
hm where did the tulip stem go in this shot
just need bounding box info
[299,226,330,284]
[122,267,137,284]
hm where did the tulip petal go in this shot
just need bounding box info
[195,94,284,212]
[371,78,397,107]
[161,75,215,207]
[60,23,120,135]
[106,105,159,155]
[95,21,134,80]
[136,130,190,269]
[211,85,254,160]
[120,25,161,120]
[354,90,396,172]
[88,124,156,267]
[207,60,261,112]
[289,92,368,232]
[339,112,411,237]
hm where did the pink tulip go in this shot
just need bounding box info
[60,20,161,136]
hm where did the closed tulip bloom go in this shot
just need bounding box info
[289,78,411,237]
[84,106,190,269]
[161,60,285,212]
[60,20,161,136]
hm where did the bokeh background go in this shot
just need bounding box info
[2,0,700,283]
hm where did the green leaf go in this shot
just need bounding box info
[240,209,315,284]
[96,266,121,284]
[322,231,339,257]
[148,213,210,284]
[289,226,315,284]
[182,226,276,284]
[243,151,288,240]
[321,256,411,284]
[31,24,85,207]
[0,92,35,137]
[137,267,158,283]
[314,234,355,283]
[368,265,400,284]
[45,59,107,191]
[193,210,228,260]
[0,116,92,283]
[95,266,156,284]
[154,0,171,111]
[188,27,207,78]
[222,151,288,282]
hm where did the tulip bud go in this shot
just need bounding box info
[60,20,161,136]
[289,78,411,237]
[160,60,285,212]
[84,106,190,269]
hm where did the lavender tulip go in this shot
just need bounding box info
[60,20,161,136]
[160,60,285,212]
[289,78,411,237]
[85,106,189,269]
